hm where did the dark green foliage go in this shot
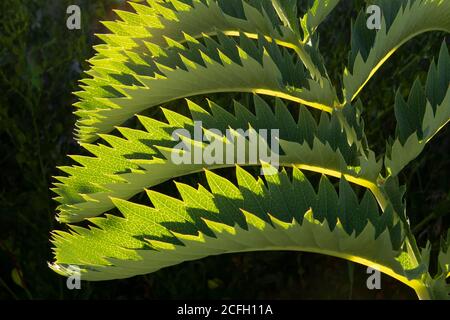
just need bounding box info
[0,0,120,299]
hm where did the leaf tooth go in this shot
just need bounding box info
[163,35,185,49]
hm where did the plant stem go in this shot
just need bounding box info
[371,183,430,299]
[414,284,432,300]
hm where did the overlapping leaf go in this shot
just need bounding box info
[344,0,450,102]
[48,1,450,299]
[76,0,339,142]
[50,166,414,282]
[103,0,338,74]
[55,95,380,223]
[300,0,340,41]
[385,42,450,176]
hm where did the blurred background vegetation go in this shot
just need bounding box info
[0,0,448,299]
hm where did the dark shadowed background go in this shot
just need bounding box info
[0,0,448,299]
